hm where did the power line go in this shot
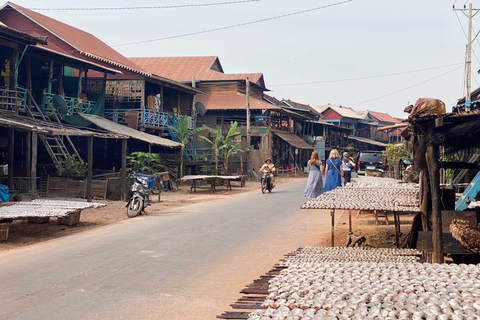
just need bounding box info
[348,65,463,107]
[111,0,354,47]
[268,63,464,87]
[29,0,261,11]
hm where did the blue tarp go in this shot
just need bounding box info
[0,184,9,203]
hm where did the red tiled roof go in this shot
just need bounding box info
[129,56,265,87]
[369,111,401,124]
[1,2,146,74]
[196,92,278,110]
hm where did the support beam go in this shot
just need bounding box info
[86,136,93,202]
[8,129,14,190]
[47,56,53,94]
[27,56,32,108]
[420,168,431,231]
[191,77,196,117]
[121,139,127,201]
[26,132,31,179]
[426,144,443,263]
[331,209,335,246]
[31,131,37,200]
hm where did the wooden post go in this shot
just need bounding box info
[47,56,53,94]
[331,209,335,246]
[26,132,31,191]
[121,139,127,201]
[31,131,37,200]
[349,210,352,233]
[426,144,443,263]
[27,56,32,107]
[86,136,93,202]
[246,77,251,147]
[140,80,145,109]
[77,67,83,98]
[7,129,14,190]
[160,86,164,112]
[191,77,196,117]
[177,91,181,116]
[420,168,431,231]
[58,65,64,95]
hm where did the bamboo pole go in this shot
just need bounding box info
[8,129,14,189]
[331,209,335,246]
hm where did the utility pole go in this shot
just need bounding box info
[454,3,480,111]
[246,77,251,147]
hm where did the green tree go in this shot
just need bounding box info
[127,152,164,175]
[198,126,224,175]
[383,143,408,179]
[168,115,207,177]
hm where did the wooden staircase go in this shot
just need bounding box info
[24,90,83,175]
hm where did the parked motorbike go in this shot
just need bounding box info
[126,173,156,218]
[260,168,273,194]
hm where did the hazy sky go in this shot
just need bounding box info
[7,0,475,117]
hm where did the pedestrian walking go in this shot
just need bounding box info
[323,149,343,193]
[303,151,324,198]
[342,152,356,185]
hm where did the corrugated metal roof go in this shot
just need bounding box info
[0,110,125,138]
[0,3,200,94]
[80,114,182,148]
[129,56,265,87]
[313,105,363,120]
[348,135,387,147]
[369,111,401,124]
[3,2,144,73]
[273,131,313,149]
[196,92,278,110]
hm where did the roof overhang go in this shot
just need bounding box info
[80,114,182,148]
[348,135,387,147]
[273,130,313,149]
[0,110,125,138]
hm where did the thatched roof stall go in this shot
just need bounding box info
[403,98,480,263]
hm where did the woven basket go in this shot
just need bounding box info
[0,222,10,241]
[57,210,81,226]
[27,217,50,224]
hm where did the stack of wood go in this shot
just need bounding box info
[450,219,480,253]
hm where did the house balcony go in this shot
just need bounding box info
[104,108,195,130]
[43,92,96,116]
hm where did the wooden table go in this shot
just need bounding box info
[180,175,243,193]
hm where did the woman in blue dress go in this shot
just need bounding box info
[323,149,343,193]
[303,151,324,198]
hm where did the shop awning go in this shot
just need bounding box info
[274,131,313,149]
[80,114,183,148]
[348,135,387,147]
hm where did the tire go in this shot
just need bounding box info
[127,197,143,218]
[261,180,266,194]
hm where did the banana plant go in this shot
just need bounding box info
[168,115,206,177]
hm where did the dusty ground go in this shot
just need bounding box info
[0,175,305,251]
[315,209,415,248]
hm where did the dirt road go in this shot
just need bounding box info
[0,179,333,320]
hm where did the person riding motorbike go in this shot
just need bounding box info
[259,158,276,188]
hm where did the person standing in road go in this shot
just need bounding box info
[323,149,343,192]
[342,152,356,185]
[303,151,324,198]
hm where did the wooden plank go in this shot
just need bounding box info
[426,144,443,263]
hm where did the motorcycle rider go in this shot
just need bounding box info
[259,158,276,188]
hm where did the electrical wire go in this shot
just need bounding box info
[268,63,464,87]
[28,0,261,11]
[348,65,463,107]
[111,0,354,47]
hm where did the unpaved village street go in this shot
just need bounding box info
[0,179,333,320]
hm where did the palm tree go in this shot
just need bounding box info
[168,115,206,177]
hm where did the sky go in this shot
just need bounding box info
[5,0,477,118]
